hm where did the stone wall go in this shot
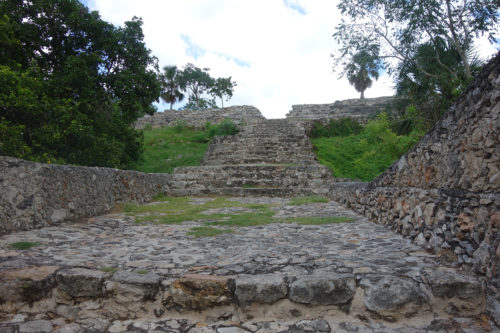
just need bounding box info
[134,105,265,129]
[328,53,500,310]
[0,156,171,234]
[286,96,394,123]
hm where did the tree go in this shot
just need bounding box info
[178,63,215,110]
[344,50,382,99]
[160,65,185,110]
[0,0,161,167]
[211,77,237,108]
[394,38,483,128]
[332,0,499,81]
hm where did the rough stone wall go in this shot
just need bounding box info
[0,156,171,234]
[286,96,394,124]
[134,105,265,129]
[328,53,500,290]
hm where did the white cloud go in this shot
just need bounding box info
[86,0,498,118]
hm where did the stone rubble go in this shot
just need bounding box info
[0,197,495,332]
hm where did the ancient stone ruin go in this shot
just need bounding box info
[0,54,498,332]
[134,105,264,130]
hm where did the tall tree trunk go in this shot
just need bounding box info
[360,90,365,99]
[170,102,173,110]
[221,98,224,108]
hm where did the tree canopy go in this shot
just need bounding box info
[332,0,499,129]
[0,0,161,168]
[160,65,185,110]
[163,63,236,110]
[345,50,382,99]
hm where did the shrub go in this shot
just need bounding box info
[309,118,363,138]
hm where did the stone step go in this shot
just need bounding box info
[0,265,486,331]
[169,185,331,197]
[172,164,332,189]
[168,186,325,197]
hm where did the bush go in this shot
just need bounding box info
[309,118,363,138]
[206,119,240,137]
[311,113,424,181]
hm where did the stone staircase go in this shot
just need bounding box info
[170,119,333,196]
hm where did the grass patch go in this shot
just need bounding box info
[311,114,423,181]
[126,196,254,224]
[135,120,239,174]
[100,267,117,273]
[288,196,329,206]
[9,241,38,250]
[126,196,353,235]
[208,207,276,227]
[187,226,234,238]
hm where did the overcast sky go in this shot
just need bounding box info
[84,0,498,119]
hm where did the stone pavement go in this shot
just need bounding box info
[0,197,495,332]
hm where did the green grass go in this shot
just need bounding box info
[135,125,210,173]
[288,196,329,205]
[9,241,38,250]
[135,121,239,174]
[100,267,117,273]
[125,196,241,224]
[187,226,234,238]
[126,196,353,237]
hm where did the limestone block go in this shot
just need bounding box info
[0,265,59,303]
[361,275,429,317]
[57,268,105,298]
[424,269,484,300]
[289,273,356,305]
[167,274,231,310]
[234,274,287,305]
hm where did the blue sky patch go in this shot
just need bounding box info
[181,34,207,59]
[283,0,306,15]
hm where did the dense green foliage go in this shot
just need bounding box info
[135,120,239,173]
[0,0,161,167]
[312,115,423,181]
[309,118,363,139]
[332,0,499,131]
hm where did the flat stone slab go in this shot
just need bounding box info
[0,197,492,332]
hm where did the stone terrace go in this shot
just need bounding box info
[0,197,491,332]
[169,119,334,197]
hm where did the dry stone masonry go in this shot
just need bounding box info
[0,156,171,234]
[134,105,264,130]
[169,119,334,197]
[0,198,492,332]
[1,53,499,332]
[328,52,500,324]
[286,96,394,124]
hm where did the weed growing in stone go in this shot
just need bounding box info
[135,270,149,274]
[126,196,353,236]
[187,226,234,238]
[9,241,38,250]
[126,197,252,224]
[288,196,329,205]
[208,207,276,227]
[100,267,117,273]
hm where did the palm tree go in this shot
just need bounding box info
[346,50,381,99]
[160,65,185,110]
